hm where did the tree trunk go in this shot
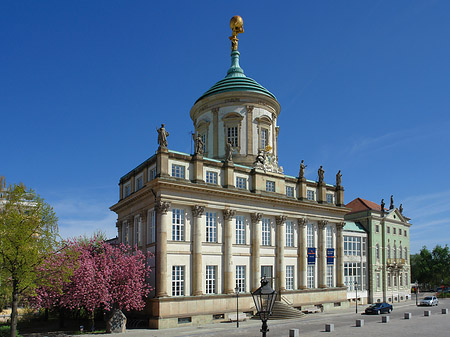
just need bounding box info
[59,307,65,329]
[90,311,95,332]
[10,281,19,337]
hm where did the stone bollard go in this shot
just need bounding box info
[382,316,390,323]
[289,329,300,337]
[424,310,431,317]
[404,312,412,319]
[325,324,334,332]
[356,319,364,327]
[442,308,448,314]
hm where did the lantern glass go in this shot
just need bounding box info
[251,278,277,322]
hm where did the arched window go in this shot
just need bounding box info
[404,247,408,261]
[399,243,403,259]
[387,242,391,259]
[393,242,397,259]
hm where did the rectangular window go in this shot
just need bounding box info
[399,228,402,236]
[307,265,315,288]
[134,216,141,246]
[394,274,397,287]
[147,210,156,243]
[260,128,268,149]
[235,215,246,245]
[404,230,407,237]
[285,220,294,247]
[362,237,366,256]
[262,218,271,246]
[326,193,334,204]
[326,226,333,249]
[377,273,381,289]
[393,228,396,235]
[387,272,391,287]
[236,265,246,292]
[307,224,314,247]
[206,265,217,294]
[236,176,247,189]
[206,212,217,243]
[344,262,362,291]
[286,186,294,197]
[400,272,403,286]
[135,174,143,190]
[286,265,294,290]
[376,225,379,233]
[201,133,206,154]
[123,183,131,198]
[307,190,315,201]
[122,221,129,244]
[172,266,185,296]
[206,171,218,184]
[261,266,273,287]
[327,265,334,288]
[172,208,185,241]
[387,226,390,234]
[362,262,367,290]
[227,126,239,147]
[265,180,275,192]
[149,167,157,180]
[172,164,185,178]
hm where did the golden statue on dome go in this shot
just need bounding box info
[229,15,244,51]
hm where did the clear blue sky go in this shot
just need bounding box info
[1,1,449,253]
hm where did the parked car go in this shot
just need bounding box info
[365,302,393,315]
[420,296,439,306]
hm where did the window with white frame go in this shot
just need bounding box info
[307,190,315,201]
[404,247,408,261]
[206,171,218,184]
[376,273,380,289]
[307,265,315,288]
[172,266,185,296]
[172,164,185,178]
[236,265,246,292]
[387,272,391,287]
[326,193,334,204]
[172,208,185,241]
[393,243,397,259]
[286,265,294,290]
[200,133,207,154]
[363,263,367,290]
[344,262,361,291]
[134,216,141,246]
[326,226,333,249]
[286,186,294,197]
[135,174,143,190]
[206,212,217,243]
[236,176,247,189]
[206,265,217,294]
[376,244,380,260]
[399,228,402,236]
[235,215,245,245]
[400,272,403,286]
[394,273,397,287]
[387,243,391,259]
[326,265,334,287]
[393,227,396,235]
[147,209,156,243]
[344,236,361,256]
[362,237,366,256]
[399,243,403,259]
[227,126,239,147]
[260,128,269,149]
[387,226,390,234]
[123,182,131,198]
[376,224,379,233]
[266,180,275,192]
[307,223,314,247]
[149,167,157,180]
[122,221,129,244]
[285,220,294,247]
[262,218,271,246]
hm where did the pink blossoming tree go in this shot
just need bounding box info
[31,237,152,330]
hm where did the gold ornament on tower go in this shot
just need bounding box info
[229,15,244,51]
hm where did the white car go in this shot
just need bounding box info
[420,296,439,306]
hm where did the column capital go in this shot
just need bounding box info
[223,208,236,220]
[275,215,287,226]
[251,212,263,223]
[191,205,205,218]
[336,222,346,231]
[246,105,254,113]
[297,217,308,227]
[155,200,171,214]
[318,220,328,229]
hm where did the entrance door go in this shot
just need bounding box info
[261,265,273,287]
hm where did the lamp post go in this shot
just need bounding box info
[235,285,240,328]
[354,281,358,314]
[251,277,277,337]
[415,280,418,306]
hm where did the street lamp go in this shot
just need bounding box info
[354,281,358,314]
[251,277,277,337]
[235,285,240,328]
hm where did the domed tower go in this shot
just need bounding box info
[190,16,282,170]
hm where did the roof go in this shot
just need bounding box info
[195,50,276,103]
[343,221,367,233]
[345,197,385,214]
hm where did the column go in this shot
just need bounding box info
[223,209,236,294]
[156,200,171,297]
[192,205,205,296]
[297,218,307,289]
[275,215,287,293]
[246,105,254,155]
[140,211,147,247]
[336,222,345,287]
[251,213,263,292]
[318,220,328,288]
[116,221,122,244]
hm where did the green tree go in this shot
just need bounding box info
[431,245,450,286]
[0,184,59,337]
[411,245,450,290]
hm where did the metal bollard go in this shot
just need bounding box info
[356,319,364,327]
[325,323,334,332]
[382,316,389,323]
[404,312,412,319]
[424,310,431,317]
[442,308,448,314]
[289,329,299,337]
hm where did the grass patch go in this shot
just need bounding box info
[0,325,22,337]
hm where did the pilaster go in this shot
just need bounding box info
[156,200,171,297]
[192,154,205,184]
[223,161,235,188]
[336,222,345,287]
[318,220,328,288]
[318,182,326,204]
[336,186,345,207]
[223,209,236,294]
[213,108,219,158]
[251,212,263,291]
[297,177,307,200]
[297,218,307,289]
[275,215,287,293]
[246,105,254,155]
[192,205,205,296]
[156,147,170,178]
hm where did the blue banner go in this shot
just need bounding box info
[307,247,316,265]
[327,248,335,265]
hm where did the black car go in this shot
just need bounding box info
[365,302,393,315]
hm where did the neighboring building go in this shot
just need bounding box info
[343,221,369,305]
[345,197,411,304]
[110,17,350,329]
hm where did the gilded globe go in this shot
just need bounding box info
[230,15,244,33]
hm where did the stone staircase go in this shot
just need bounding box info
[268,301,306,320]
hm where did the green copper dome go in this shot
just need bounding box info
[195,51,277,103]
